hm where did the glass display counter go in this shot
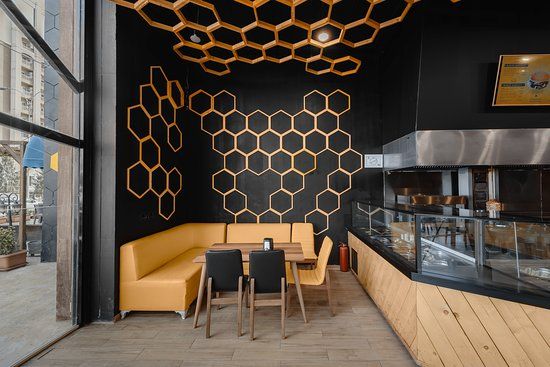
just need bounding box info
[350,201,550,307]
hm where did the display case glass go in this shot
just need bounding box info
[417,215,478,280]
[351,201,550,303]
[352,202,416,266]
[483,220,550,297]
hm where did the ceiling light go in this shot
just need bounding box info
[190,32,201,43]
[317,30,330,43]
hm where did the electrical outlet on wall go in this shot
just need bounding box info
[364,154,383,168]
[141,212,153,221]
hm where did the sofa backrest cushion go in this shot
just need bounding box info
[226,223,291,244]
[291,223,315,258]
[120,223,226,281]
[189,222,227,248]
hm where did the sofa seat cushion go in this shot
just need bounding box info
[140,247,205,284]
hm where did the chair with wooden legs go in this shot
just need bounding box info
[248,250,287,340]
[287,236,335,316]
[204,249,247,338]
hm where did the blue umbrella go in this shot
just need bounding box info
[22,136,44,169]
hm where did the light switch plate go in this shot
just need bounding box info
[364,154,383,168]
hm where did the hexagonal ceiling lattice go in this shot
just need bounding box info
[112,0,460,76]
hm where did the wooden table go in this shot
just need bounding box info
[192,242,315,328]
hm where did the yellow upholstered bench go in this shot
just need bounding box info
[119,222,316,319]
[119,223,226,319]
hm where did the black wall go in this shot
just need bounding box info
[382,0,550,144]
[116,10,383,263]
[417,0,550,131]
[116,14,192,247]
[116,0,550,269]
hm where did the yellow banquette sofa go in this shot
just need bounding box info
[119,222,314,319]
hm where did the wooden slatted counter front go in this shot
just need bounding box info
[348,232,550,367]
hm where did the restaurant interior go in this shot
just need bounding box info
[1,0,550,366]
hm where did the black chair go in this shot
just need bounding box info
[205,249,247,338]
[248,249,287,340]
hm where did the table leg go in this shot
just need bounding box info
[291,261,307,323]
[193,264,207,328]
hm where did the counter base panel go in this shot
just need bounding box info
[348,232,550,367]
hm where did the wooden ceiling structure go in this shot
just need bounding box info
[111,0,460,76]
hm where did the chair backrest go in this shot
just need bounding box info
[249,250,286,294]
[206,249,244,292]
[291,223,315,259]
[226,223,291,243]
[314,236,333,280]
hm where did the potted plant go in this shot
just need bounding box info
[0,227,26,271]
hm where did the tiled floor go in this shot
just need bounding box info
[27,270,417,367]
[0,257,73,367]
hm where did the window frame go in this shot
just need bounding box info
[0,0,90,330]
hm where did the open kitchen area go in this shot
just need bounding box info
[348,130,550,365]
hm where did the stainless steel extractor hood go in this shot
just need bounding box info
[383,128,550,171]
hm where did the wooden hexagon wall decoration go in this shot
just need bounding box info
[126,66,185,220]
[190,88,361,235]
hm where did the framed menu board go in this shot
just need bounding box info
[493,54,550,106]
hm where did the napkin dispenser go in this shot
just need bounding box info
[263,238,274,251]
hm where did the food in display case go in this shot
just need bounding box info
[351,201,550,301]
[352,202,416,265]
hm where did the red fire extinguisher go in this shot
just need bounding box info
[339,242,349,272]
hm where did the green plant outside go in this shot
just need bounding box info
[0,227,16,256]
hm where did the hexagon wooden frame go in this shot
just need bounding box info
[126,66,185,220]
[110,0,460,76]
[190,88,362,234]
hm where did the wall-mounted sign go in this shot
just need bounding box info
[493,54,550,106]
[364,154,383,168]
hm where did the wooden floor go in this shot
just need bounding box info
[0,257,73,367]
[27,270,416,367]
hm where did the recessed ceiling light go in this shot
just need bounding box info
[190,32,201,43]
[317,30,330,43]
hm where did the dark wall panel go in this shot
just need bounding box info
[379,10,423,144]
[416,0,550,131]
[185,63,382,262]
[115,10,383,263]
[499,168,541,215]
[378,0,550,145]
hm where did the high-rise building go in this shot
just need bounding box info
[0,0,45,141]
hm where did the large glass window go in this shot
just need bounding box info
[0,126,81,365]
[0,0,82,139]
[0,0,84,365]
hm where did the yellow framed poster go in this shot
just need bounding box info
[493,54,550,106]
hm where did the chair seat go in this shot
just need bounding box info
[140,247,206,284]
[302,248,317,261]
[285,263,324,286]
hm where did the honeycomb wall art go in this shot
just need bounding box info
[110,0,460,76]
[126,66,185,220]
[189,89,362,234]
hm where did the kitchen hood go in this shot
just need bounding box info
[383,128,550,171]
